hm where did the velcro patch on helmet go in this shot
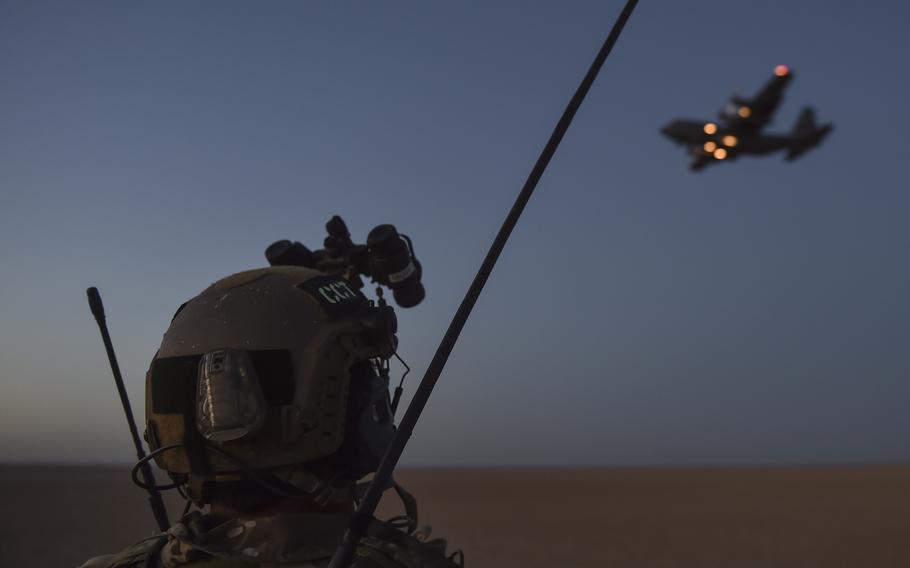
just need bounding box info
[298,275,369,317]
[151,355,200,414]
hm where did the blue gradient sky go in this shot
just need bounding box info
[2,1,908,466]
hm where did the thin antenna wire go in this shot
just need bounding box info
[87,287,171,532]
[390,351,410,415]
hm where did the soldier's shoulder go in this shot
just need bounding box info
[77,534,168,568]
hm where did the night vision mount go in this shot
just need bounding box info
[265,215,425,309]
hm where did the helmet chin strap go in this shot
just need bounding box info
[281,465,355,506]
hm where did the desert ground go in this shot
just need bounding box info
[1,465,908,567]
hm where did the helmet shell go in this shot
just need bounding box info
[145,266,386,476]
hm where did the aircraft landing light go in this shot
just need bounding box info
[738,106,752,118]
[704,141,717,152]
[713,148,728,160]
[774,64,790,77]
[703,122,718,134]
[722,135,738,147]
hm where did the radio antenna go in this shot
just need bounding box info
[87,287,171,532]
[328,1,640,566]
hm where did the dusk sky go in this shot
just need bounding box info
[2,1,908,466]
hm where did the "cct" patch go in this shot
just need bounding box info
[298,275,369,316]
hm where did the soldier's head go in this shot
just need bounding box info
[142,266,398,509]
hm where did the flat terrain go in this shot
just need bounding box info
[1,466,908,567]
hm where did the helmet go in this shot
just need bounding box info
[143,266,398,504]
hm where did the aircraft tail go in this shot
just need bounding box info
[786,107,833,161]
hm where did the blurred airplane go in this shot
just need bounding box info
[661,65,833,171]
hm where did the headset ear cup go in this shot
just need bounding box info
[335,363,397,476]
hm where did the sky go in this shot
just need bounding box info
[1,1,908,466]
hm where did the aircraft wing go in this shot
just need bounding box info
[721,66,793,132]
[746,65,793,127]
[660,120,735,170]
[661,119,712,145]
[689,154,714,171]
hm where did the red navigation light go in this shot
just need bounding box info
[774,64,790,77]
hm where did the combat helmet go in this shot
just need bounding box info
[143,265,398,505]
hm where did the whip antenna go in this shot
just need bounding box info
[329,2,639,565]
[87,287,171,532]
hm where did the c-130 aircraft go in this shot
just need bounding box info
[661,65,833,171]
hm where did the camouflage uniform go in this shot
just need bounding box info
[79,511,462,568]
